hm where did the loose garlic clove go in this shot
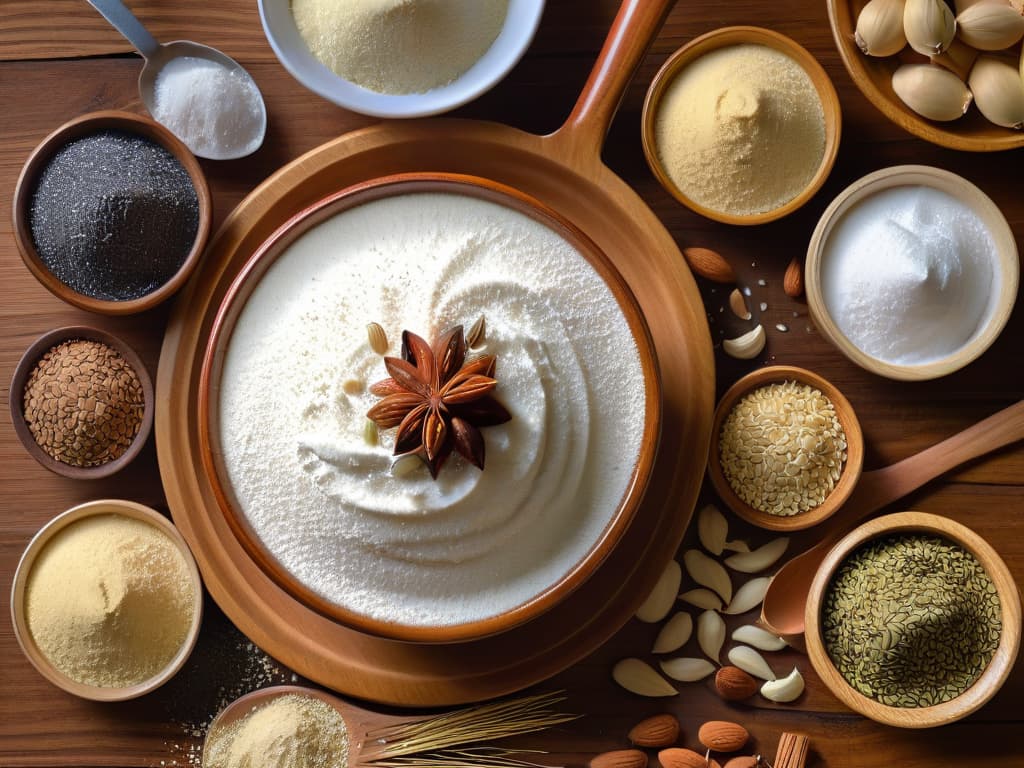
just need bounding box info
[760,667,805,703]
[636,559,683,623]
[727,645,777,681]
[697,504,729,555]
[723,577,771,615]
[892,63,972,121]
[904,0,957,55]
[722,324,765,360]
[679,588,724,611]
[724,537,790,573]
[660,657,717,682]
[956,2,1024,49]
[969,54,1024,129]
[684,549,733,603]
[698,609,727,663]
[613,658,678,697]
[731,624,788,652]
[653,611,694,654]
[856,0,908,56]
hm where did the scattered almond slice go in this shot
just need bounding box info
[679,588,724,611]
[728,645,777,681]
[697,504,729,556]
[660,657,717,682]
[731,624,788,651]
[684,549,733,603]
[636,560,682,623]
[723,576,771,615]
[723,539,750,553]
[613,658,678,697]
[724,538,790,573]
[653,611,693,654]
[760,667,805,703]
[698,609,727,663]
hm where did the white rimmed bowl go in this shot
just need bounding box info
[258,0,545,118]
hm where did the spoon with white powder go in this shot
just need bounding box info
[85,0,267,159]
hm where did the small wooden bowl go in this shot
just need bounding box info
[805,511,1022,727]
[10,499,204,701]
[707,365,864,531]
[641,26,841,225]
[827,0,1024,152]
[9,326,154,479]
[806,165,1019,381]
[12,110,212,314]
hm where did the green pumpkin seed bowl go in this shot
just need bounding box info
[805,511,1021,728]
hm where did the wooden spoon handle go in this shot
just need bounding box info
[846,400,1024,522]
[551,0,675,157]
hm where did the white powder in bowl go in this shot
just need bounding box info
[820,185,996,366]
[218,191,646,628]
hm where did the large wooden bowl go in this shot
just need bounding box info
[827,0,1024,151]
[805,511,1022,727]
[198,173,662,644]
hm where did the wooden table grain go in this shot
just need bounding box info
[1,1,1021,766]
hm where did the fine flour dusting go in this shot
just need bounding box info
[219,192,645,627]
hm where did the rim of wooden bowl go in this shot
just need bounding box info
[707,365,864,531]
[805,165,1019,381]
[640,25,842,226]
[804,511,1022,728]
[826,0,1024,152]
[9,499,204,701]
[9,326,154,479]
[197,171,663,644]
[11,110,212,315]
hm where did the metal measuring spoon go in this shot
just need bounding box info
[85,0,267,160]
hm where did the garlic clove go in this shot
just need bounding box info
[660,657,717,682]
[636,559,682,623]
[731,624,788,651]
[653,611,694,654]
[903,0,957,55]
[969,54,1024,129]
[856,0,908,56]
[697,609,727,663]
[930,37,980,82]
[697,504,729,555]
[760,667,805,703]
[727,645,777,681]
[613,658,678,697]
[892,63,972,121]
[679,588,724,611]
[683,549,733,603]
[956,2,1024,50]
[724,537,790,573]
[723,577,772,615]
[723,539,750,553]
[722,324,766,360]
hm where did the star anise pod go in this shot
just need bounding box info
[366,325,511,478]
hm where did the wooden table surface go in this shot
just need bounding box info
[1,1,1021,766]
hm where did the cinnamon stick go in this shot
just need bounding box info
[772,732,810,768]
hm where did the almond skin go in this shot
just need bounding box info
[783,256,804,298]
[698,721,750,753]
[715,666,759,702]
[723,758,758,768]
[628,713,681,748]
[682,247,737,284]
[590,749,648,768]
[659,748,714,768]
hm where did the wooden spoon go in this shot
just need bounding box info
[760,399,1024,646]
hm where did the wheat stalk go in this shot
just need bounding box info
[365,747,554,768]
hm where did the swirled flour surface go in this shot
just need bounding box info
[219,192,645,626]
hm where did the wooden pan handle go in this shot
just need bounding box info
[550,0,675,159]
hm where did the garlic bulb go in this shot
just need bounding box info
[856,0,908,56]
[904,0,957,55]
[969,55,1024,129]
[957,2,1024,50]
[892,63,972,121]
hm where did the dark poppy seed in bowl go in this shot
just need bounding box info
[29,130,199,302]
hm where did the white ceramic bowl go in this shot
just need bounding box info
[258,0,545,118]
[806,165,1018,381]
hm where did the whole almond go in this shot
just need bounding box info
[590,749,648,768]
[698,721,750,753]
[658,748,710,768]
[723,758,758,768]
[682,247,737,284]
[715,666,759,702]
[783,256,803,298]
[628,713,681,748]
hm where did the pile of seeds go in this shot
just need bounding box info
[22,339,145,467]
[719,380,847,516]
[822,533,1002,708]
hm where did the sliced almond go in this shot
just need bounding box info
[724,538,790,573]
[697,609,727,663]
[466,315,487,348]
[722,577,771,615]
[363,418,379,446]
[727,645,777,681]
[636,560,682,623]
[683,549,732,603]
[612,658,678,697]
[728,289,752,320]
[660,657,717,682]
[679,588,724,611]
[760,667,805,703]
[367,322,389,354]
[722,324,765,360]
[653,611,693,654]
[723,539,750,553]
[697,504,729,555]
[731,624,787,652]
